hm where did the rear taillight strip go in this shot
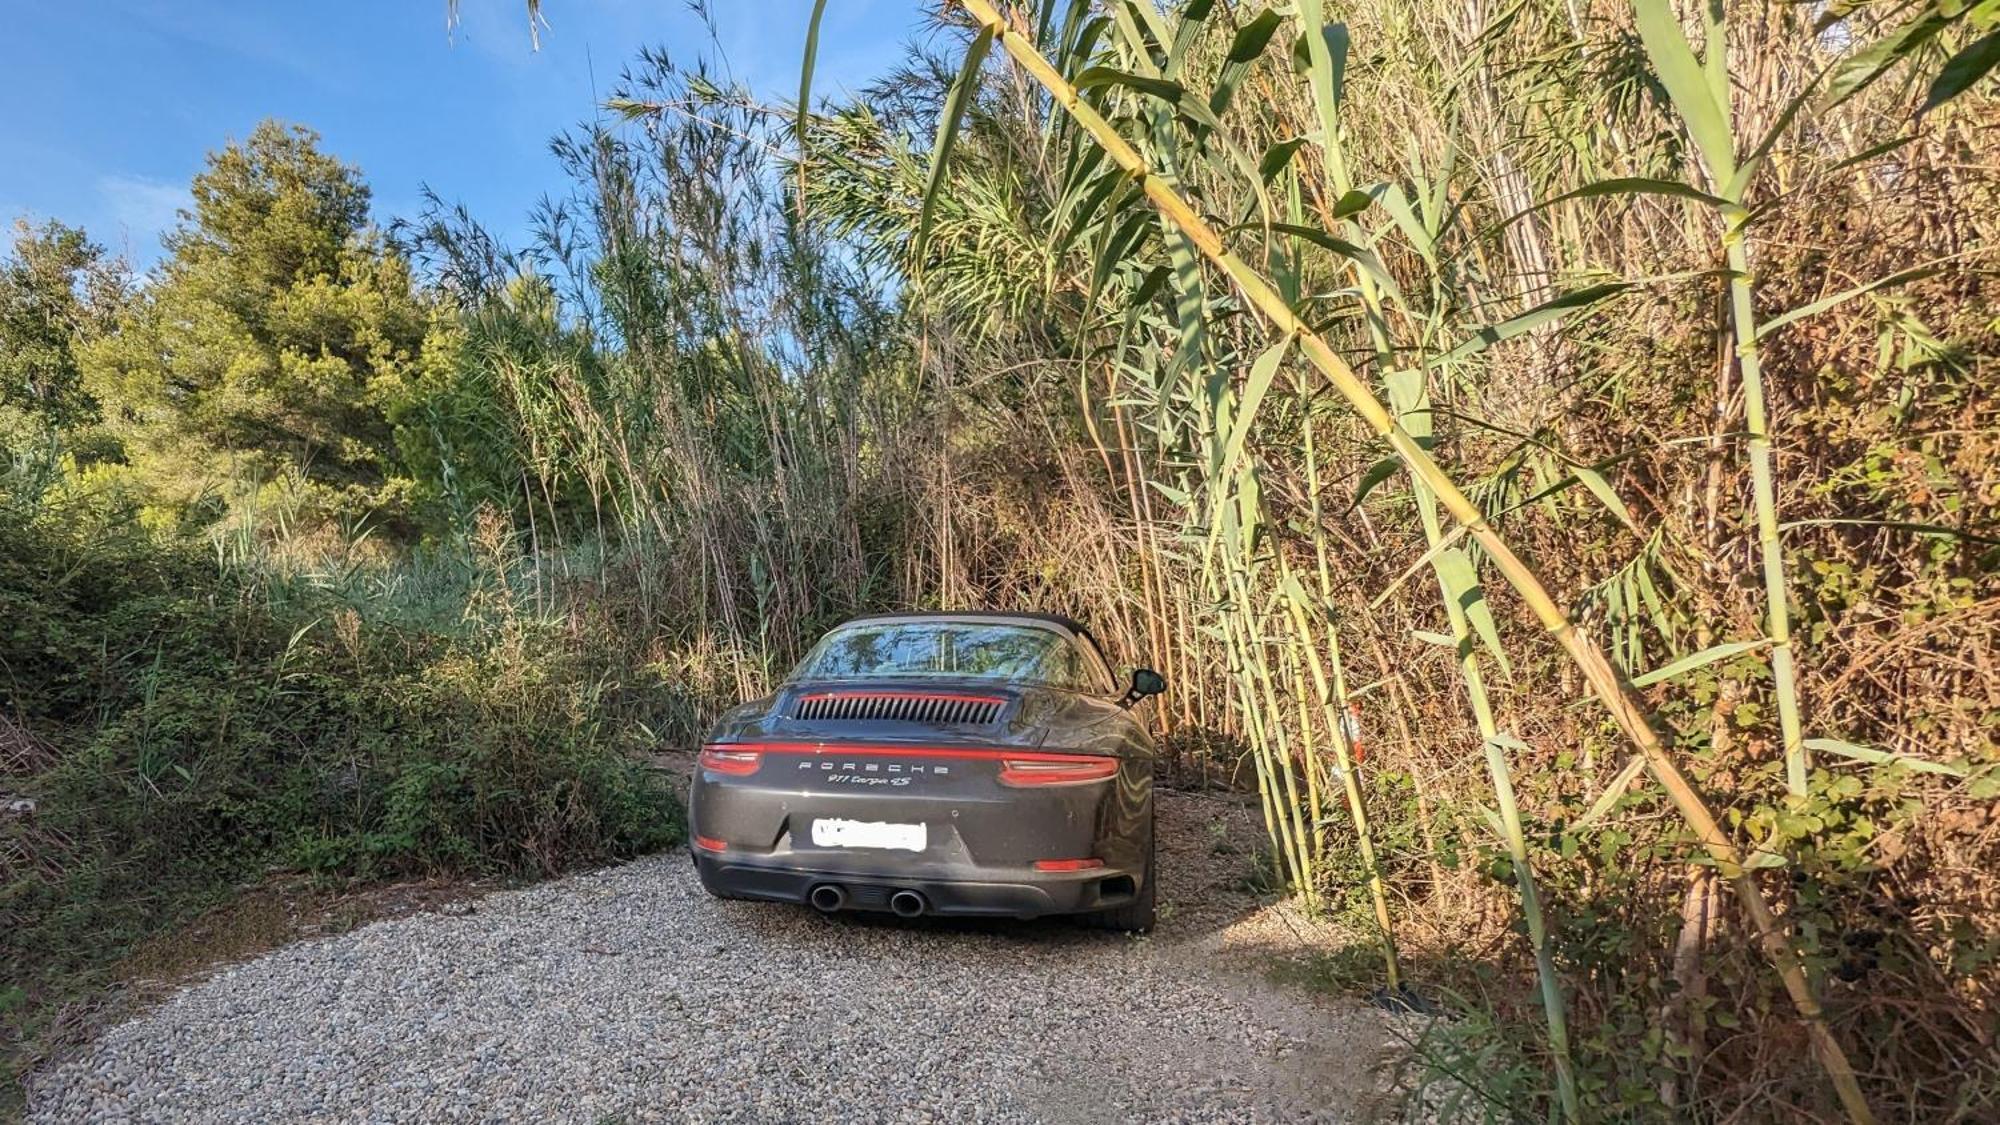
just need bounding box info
[703,742,1115,766]
[697,748,762,775]
[998,757,1119,786]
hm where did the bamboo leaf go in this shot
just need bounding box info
[1351,456,1400,506]
[1411,629,1457,648]
[1631,0,1737,184]
[1573,464,1639,532]
[915,23,995,268]
[1756,264,1942,339]
[1215,338,1292,487]
[1924,30,2000,111]
[1210,7,1285,117]
[1238,221,1400,297]
[1805,737,1970,778]
[1074,65,1186,104]
[1573,755,1651,830]
[1332,188,1374,219]
[797,0,829,153]
[1435,282,1632,365]
[1259,137,1307,181]
[1823,8,1953,110]
[1630,640,1766,687]
[1296,1,1350,185]
[1436,547,1512,676]
[1535,176,1728,212]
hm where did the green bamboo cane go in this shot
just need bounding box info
[947,5,1874,1120]
[1223,495,1320,905]
[1726,220,1809,797]
[1629,0,1810,798]
[1280,554,1403,990]
[1291,2,1578,1107]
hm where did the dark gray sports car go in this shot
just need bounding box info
[689,611,1166,931]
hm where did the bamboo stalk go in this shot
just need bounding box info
[1294,388,1401,987]
[1725,215,1810,798]
[949,4,1873,1121]
[1292,3,1578,1101]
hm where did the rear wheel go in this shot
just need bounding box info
[1084,809,1155,933]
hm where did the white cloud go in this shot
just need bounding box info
[98,174,190,249]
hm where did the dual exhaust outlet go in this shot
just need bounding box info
[809,883,926,918]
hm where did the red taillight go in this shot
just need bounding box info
[998,756,1118,786]
[1032,858,1105,872]
[693,834,727,852]
[698,747,762,776]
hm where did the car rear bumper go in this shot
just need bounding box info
[692,850,1140,918]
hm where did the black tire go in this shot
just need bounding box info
[1084,807,1156,933]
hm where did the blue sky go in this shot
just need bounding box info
[2,0,931,269]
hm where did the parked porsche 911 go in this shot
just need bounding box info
[689,611,1167,931]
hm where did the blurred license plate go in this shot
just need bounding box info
[810,818,926,852]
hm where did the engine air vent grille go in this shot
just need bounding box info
[793,691,1005,725]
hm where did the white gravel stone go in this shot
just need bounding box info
[28,795,1406,1123]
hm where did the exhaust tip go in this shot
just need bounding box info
[809,884,848,913]
[888,890,926,918]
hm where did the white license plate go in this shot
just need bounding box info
[810,817,927,852]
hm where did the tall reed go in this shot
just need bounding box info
[922,3,1875,1120]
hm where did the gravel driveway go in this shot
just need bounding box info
[28,791,1406,1123]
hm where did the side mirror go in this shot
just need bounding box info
[1120,667,1168,708]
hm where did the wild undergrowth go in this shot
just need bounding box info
[0,492,682,1099]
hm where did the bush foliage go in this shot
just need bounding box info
[0,496,681,1090]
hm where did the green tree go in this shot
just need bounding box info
[81,120,432,529]
[0,219,124,438]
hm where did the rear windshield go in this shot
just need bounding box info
[795,622,1103,691]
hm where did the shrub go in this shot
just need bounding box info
[0,496,682,1093]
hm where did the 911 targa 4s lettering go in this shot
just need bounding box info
[689,612,1168,931]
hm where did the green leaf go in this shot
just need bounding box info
[1351,456,1400,506]
[1573,755,1651,830]
[1258,137,1307,182]
[1214,338,1291,487]
[1435,282,1633,365]
[1924,30,2000,111]
[1534,177,1728,213]
[1332,188,1373,219]
[1239,221,1400,298]
[1573,464,1639,532]
[1823,9,1953,110]
[1297,1,1349,145]
[797,0,830,155]
[1226,7,1284,63]
[1631,0,1737,184]
[915,23,995,269]
[1073,65,1187,105]
[1630,640,1766,688]
[1804,737,1970,778]
[1756,264,1942,339]
[1411,629,1458,648]
[1435,547,1512,676]
[1210,8,1284,118]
